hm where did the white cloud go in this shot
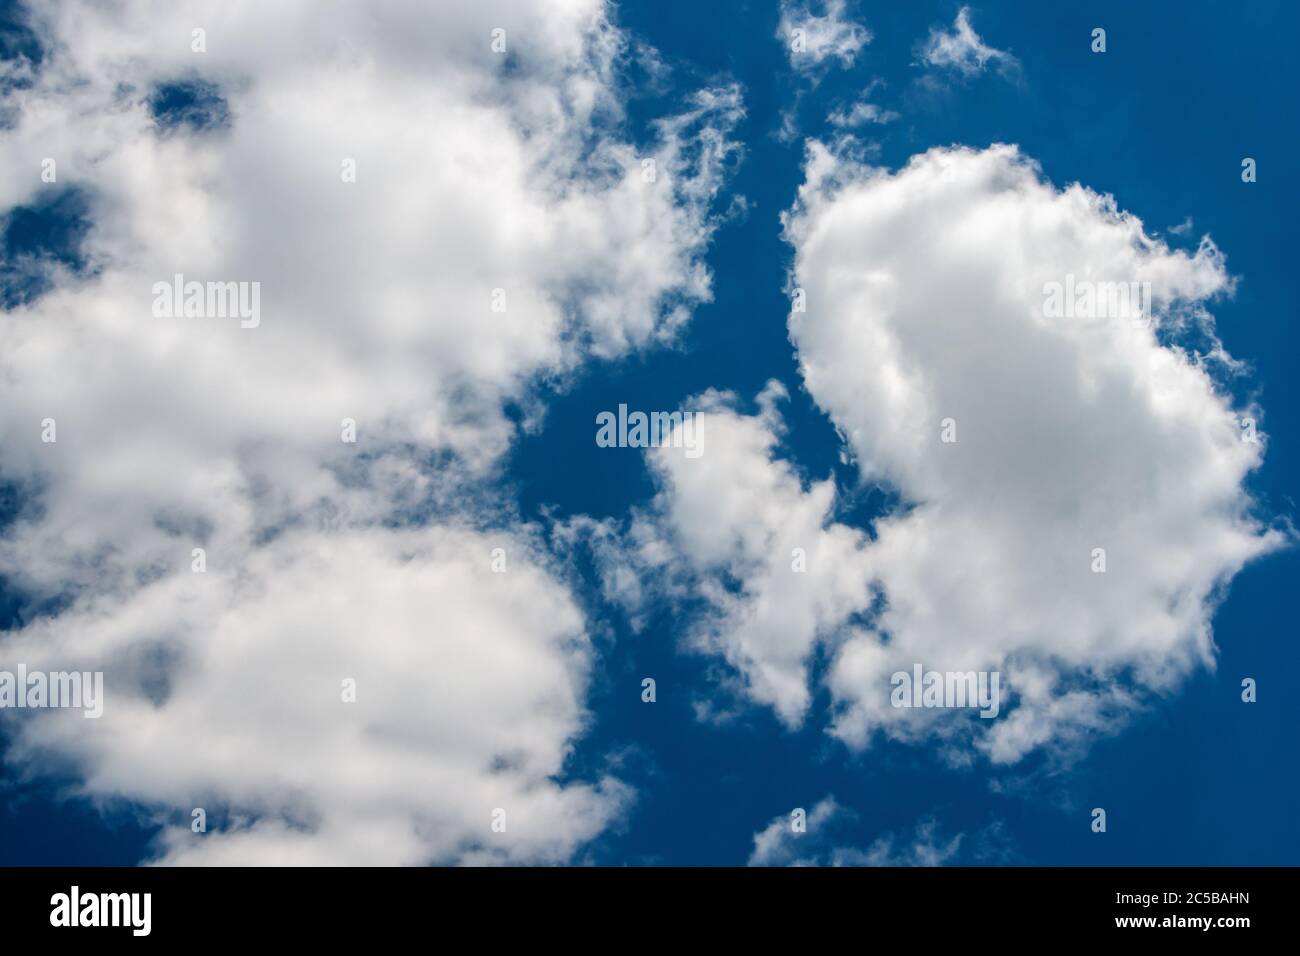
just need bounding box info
[919,6,1018,78]
[615,141,1282,764]
[787,142,1283,760]
[5,526,629,865]
[748,797,965,866]
[777,0,871,74]
[0,0,739,862]
[611,382,875,728]
[836,818,964,867]
[748,796,847,866]
[827,99,898,128]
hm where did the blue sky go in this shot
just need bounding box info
[1,0,1296,866]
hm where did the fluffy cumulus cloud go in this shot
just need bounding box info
[610,383,875,728]
[621,141,1282,764]
[4,526,629,865]
[0,0,739,863]
[919,6,1018,78]
[777,0,871,74]
[787,142,1281,760]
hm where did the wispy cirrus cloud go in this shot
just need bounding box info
[748,797,973,867]
[919,6,1019,79]
[777,0,871,75]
